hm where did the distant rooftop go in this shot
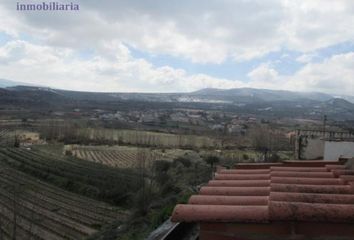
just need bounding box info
[171,160,354,240]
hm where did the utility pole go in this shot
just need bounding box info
[323,115,327,138]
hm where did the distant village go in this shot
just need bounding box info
[53,108,259,135]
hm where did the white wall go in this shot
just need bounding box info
[324,141,354,160]
[302,138,324,160]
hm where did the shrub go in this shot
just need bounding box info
[153,160,171,172]
[269,152,281,162]
[203,155,220,168]
[173,157,191,168]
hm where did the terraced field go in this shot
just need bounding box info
[0,129,9,137]
[0,129,12,146]
[70,146,158,168]
[0,147,142,208]
[0,162,128,239]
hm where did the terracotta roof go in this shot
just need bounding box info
[236,159,347,169]
[171,160,354,239]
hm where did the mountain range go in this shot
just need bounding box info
[1,79,354,120]
[1,78,353,103]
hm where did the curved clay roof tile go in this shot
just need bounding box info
[171,204,269,223]
[270,201,354,223]
[200,186,270,196]
[188,195,268,206]
[215,173,270,180]
[271,184,354,194]
[270,167,327,172]
[332,170,354,177]
[271,177,342,185]
[218,169,270,174]
[270,192,354,204]
[271,171,334,178]
[325,164,346,171]
[208,179,270,187]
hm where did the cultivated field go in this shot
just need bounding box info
[70,145,147,168]
[0,147,141,204]
[0,129,13,146]
[0,161,127,240]
[0,129,9,137]
[78,128,221,149]
[66,145,205,169]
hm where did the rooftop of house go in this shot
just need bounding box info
[171,160,354,240]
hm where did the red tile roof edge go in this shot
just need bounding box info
[235,159,346,169]
[171,162,354,224]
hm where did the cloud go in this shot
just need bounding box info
[296,53,317,63]
[290,52,354,95]
[0,40,244,92]
[1,39,353,95]
[3,37,353,95]
[248,64,279,83]
[0,0,354,95]
[2,0,354,64]
[247,52,354,95]
[282,0,354,52]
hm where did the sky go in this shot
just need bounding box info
[0,0,354,95]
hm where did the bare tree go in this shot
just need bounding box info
[249,125,289,162]
[250,126,272,161]
[13,131,20,148]
[204,155,220,178]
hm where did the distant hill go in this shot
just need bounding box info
[326,98,354,109]
[191,88,333,102]
[0,79,350,103]
[1,82,354,120]
[338,95,354,104]
[0,79,39,88]
[2,85,339,104]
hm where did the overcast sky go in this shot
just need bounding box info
[0,0,354,94]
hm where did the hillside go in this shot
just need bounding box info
[1,85,354,120]
[190,88,333,102]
